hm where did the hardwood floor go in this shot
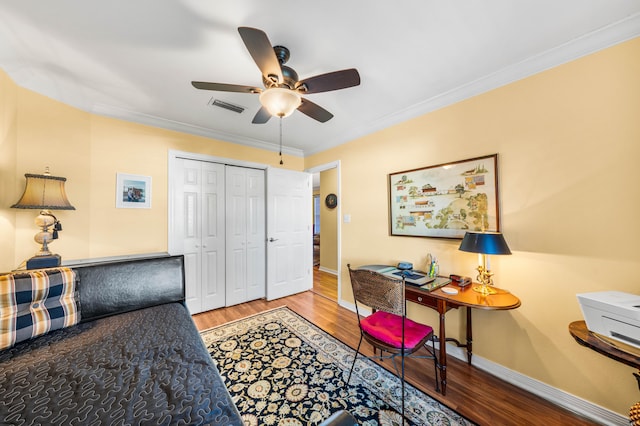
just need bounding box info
[192,271,598,426]
[312,266,338,301]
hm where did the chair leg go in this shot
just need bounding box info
[431,335,440,393]
[401,351,405,423]
[347,335,364,385]
[389,353,401,377]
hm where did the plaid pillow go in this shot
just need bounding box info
[0,267,80,350]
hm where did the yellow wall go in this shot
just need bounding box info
[0,71,18,267]
[319,168,338,272]
[2,36,639,416]
[306,37,640,415]
[1,72,302,271]
[312,189,319,233]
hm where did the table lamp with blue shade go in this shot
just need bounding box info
[459,231,511,295]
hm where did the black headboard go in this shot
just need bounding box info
[71,255,185,323]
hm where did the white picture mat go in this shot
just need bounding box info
[116,173,152,209]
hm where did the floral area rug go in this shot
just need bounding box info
[200,306,475,426]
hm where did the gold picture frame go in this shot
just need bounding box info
[389,154,500,239]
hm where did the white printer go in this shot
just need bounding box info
[576,291,640,349]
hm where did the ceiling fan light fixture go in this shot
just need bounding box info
[259,87,301,118]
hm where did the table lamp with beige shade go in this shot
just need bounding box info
[11,168,75,269]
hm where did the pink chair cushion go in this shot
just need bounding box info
[360,311,433,349]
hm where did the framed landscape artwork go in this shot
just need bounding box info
[116,173,152,209]
[389,154,499,239]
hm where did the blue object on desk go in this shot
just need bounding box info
[397,262,413,270]
[392,270,424,280]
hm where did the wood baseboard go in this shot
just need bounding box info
[318,266,338,275]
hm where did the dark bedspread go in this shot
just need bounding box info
[0,303,241,426]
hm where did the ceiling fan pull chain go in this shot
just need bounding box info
[279,116,284,165]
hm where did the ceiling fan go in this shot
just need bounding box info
[191,27,360,124]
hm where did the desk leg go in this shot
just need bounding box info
[438,300,447,395]
[466,307,473,365]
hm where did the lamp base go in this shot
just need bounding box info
[473,284,497,295]
[26,254,61,270]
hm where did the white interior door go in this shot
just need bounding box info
[201,162,226,311]
[175,158,201,313]
[266,167,312,300]
[225,166,247,306]
[173,159,226,314]
[245,168,266,301]
[225,166,265,306]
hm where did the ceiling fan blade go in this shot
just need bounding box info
[238,27,283,85]
[297,98,333,123]
[252,106,272,124]
[296,68,360,94]
[191,81,262,94]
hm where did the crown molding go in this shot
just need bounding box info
[91,104,305,158]
[85,12,640,159]
[305,12,640,156]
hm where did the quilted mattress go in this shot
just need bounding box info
[0,302,241,425]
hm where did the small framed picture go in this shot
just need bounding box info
[116,173,152,209]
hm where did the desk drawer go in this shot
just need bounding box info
[405,288,438,309]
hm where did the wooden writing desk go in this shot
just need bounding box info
[405,282,521,395]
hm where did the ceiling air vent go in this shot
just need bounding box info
[208,98,245,114]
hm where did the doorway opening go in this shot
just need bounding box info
[307,161,341,303]
[313,194,320,267]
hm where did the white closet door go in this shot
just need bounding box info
[175,158,225,314]
[201,162,226,311]
[176,158,202,313]
[245,168,266,301]
[225,166,247,307]
[225,166,265,306]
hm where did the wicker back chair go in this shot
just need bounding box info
[346,264,439,420]
[351,267,404,315]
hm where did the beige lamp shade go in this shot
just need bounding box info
[259,87,302,118]
[11,173,75,210]
[12,170,75,268]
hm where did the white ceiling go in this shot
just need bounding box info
[1,1,639,158]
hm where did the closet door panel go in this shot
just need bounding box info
[178,159,202,313]
[225,166,248,306]
[182,251,200,313]
[246,169,265,300]
[225,166,266,305]
[201,162,226,311]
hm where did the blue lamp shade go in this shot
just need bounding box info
[459,231,512,255]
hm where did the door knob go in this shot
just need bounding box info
[268,238,278,242]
